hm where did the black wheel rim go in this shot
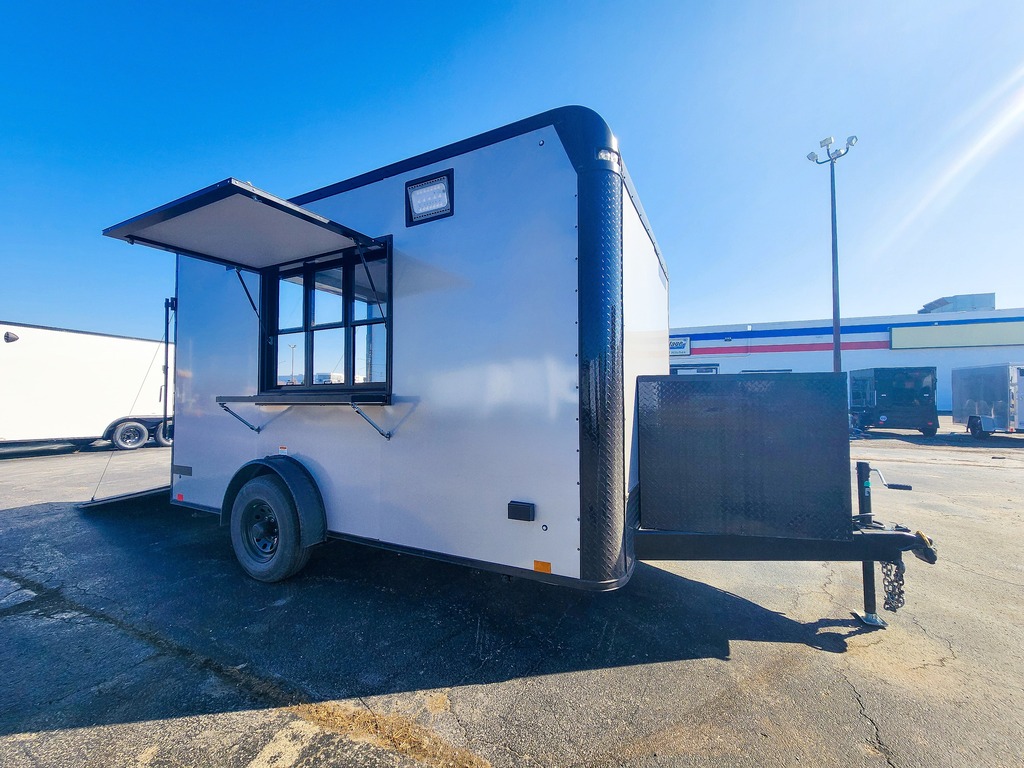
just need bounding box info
[242,501,279,562]
[122,427,143,446]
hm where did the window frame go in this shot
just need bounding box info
[258,241,392,404]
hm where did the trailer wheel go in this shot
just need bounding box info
[230,475,310,582]
[154,421,173,447]
[968,419,990,440]
[920,426,937,437]
[111,421,149,450]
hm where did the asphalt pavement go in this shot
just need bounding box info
[0,424,1021,767]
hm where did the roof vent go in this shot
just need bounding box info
[918,293,995,314]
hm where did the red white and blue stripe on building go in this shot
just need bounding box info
[669,310,1024,411]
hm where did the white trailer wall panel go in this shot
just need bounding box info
[171,126,586,578]
[622,186,669,496]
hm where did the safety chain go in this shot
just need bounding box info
[881,560,906,612]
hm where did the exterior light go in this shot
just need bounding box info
[807,152,819,162]
[4,332,19,343]
[819,137,834,149]
[847,135,858,148]
[597,148,620,167]
[406,169,454,226]
[409,181,448,217]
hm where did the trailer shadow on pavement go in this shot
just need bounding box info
[856,428,1024,449]
[1,496,873,737]
[0,441,161,460]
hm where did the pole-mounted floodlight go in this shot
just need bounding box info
[807,133,857,374]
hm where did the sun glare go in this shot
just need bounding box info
[878,61,1024,255]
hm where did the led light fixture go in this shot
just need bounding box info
[406,169,454,226]
[597,148,620,166]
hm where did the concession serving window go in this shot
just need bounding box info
[104,178,392,406]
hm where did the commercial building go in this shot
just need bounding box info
[669,295,1024,412]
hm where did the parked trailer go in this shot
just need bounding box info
[103,107,934,623]
[952,364,1022,438]
[0,321,173,449]
[849,366,939,436]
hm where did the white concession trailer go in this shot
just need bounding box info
[104,108,934,621]
[0,321,173,449]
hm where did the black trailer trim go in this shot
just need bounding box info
[170,499,220,516]
[104,178,384,271]
[574,111,629,584]
[325,529,634,592]
[217,393,389,406]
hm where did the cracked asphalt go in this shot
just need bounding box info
[0,422,1021,767]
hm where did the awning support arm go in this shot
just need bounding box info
[356,243,387,322]
[234,269,260,320]
[218,403,263,433]
[350,403,391,440]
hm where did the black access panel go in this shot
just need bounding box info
[637,373,852,541]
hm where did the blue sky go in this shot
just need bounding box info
[2,1,1022,340]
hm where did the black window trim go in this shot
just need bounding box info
[258,239,392,403]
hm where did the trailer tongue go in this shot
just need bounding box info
[633,373,937,627]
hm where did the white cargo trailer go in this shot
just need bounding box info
[952,364,1022,438]
[104,108,934,622]
[0,322,173,449]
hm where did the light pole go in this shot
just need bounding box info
[807,135,857,374]
[288,343,296,384]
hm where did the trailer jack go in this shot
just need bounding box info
[854,462,937,628]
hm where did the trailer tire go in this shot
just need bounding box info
[968,419,990,440]
[154,421,173,447]
[111,421,149,450]
[230,474,310,582]
[920,426,937,437]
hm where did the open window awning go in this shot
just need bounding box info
[103,178,384,270]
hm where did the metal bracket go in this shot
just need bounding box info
[355,243,387,321]
[350,403,391,440]
[218,402,263,433]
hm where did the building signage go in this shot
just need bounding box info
[669,336,691,356]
